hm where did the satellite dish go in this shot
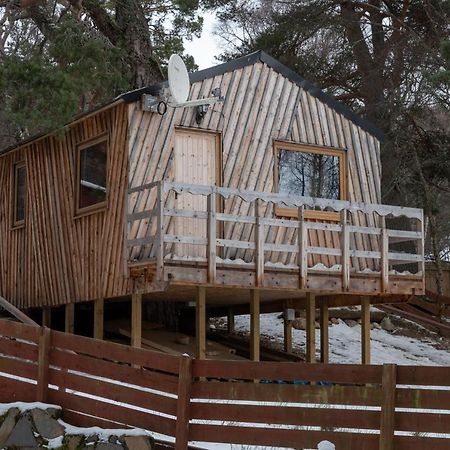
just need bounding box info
[168,54,190,104]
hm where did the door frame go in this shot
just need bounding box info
[173,127,224,253]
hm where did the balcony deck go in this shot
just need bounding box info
[126,181,425,302]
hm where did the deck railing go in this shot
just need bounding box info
[127,181,425,293]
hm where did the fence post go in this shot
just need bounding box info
[36,327,51,402]
[175,354,193,450]
[379,363,396,450]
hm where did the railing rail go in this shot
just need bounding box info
[126,181,425,293]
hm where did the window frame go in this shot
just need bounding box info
[75,133,109,218]
[12,161,27,229]
[273,141,347,221]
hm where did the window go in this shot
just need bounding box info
[274,142,346,220]
[13,162,26,227]
[76,135,108,215]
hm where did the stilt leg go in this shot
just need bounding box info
[320,299,329,363]
[94,298,104,340]
[306,292,316,363]
[250,290,260,361]
[131,293,142,348]
[65,304,74,334]
[361,296,371,364]
[196,287,206,359]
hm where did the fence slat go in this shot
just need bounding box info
[175,355,192,450]
[36,327,50,402]
[379,364,396,450]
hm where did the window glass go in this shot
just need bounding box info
[78,139,107,211]
[277,148,340,199]
[15,164,26,224]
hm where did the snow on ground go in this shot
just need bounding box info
[230,312,450,366]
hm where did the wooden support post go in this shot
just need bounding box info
[227,308,235,334]
[306,292,316,363]
[175,354,193,450]
[298,206,307,289]
[283,302,293,354]
[340,210,350,291]
[207,193,217,284]
[65,303,74,334]
[93,298,104,340]
[196,287,206,360]
[36,327,50,402]
[379,364,397,450]
[250,289,260,361]
[131,293,142,348]
[320,299,329,364]
[361,296,371,365]
[42,308,51,328]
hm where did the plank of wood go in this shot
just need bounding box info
[36,327,50,402]
[189,424,379,449]
[250,289,260,361]
[131,293,142,348]
[196,286,206,360]
[361,296,371,365]
[93,298,104,340]
[306,292,316,363]
[175,355,192,450]
[320,299,329,363]
[379,364,396,450]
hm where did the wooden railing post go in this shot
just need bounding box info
[207,192,217,284]
[298,206,307,289]
[255,200,264,287]
[156,182,164,281]
[381,217,389,293]
[340,209,349,291]
[379,363,397,450]
[175,354,193,450]
[36,326,51,402]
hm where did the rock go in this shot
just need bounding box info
[96,443,124,450]
[4,416,39,448]
[381,317,395,332]
[44,407,62,420]
[372,322,381,329]
[124,435,153,450]
[345,319,358,327]
[315,321,320,329]
[318,440,336,450]
[0,408,20,447]
[65,434,84,450]
[31,408,65,439]
[292,318,306,330]
[330,317,339,325]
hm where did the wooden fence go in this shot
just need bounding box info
[1,320,449,450]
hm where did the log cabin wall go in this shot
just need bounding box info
[0,103,133,309]
[127,58,382,270]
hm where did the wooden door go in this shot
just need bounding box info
[174,129,220,258]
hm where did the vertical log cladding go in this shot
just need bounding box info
[0,103,132,308]
[128,60,381,269]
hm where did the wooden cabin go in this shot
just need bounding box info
[0,51,425,362]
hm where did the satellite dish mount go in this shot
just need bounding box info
[142,54,224,120]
